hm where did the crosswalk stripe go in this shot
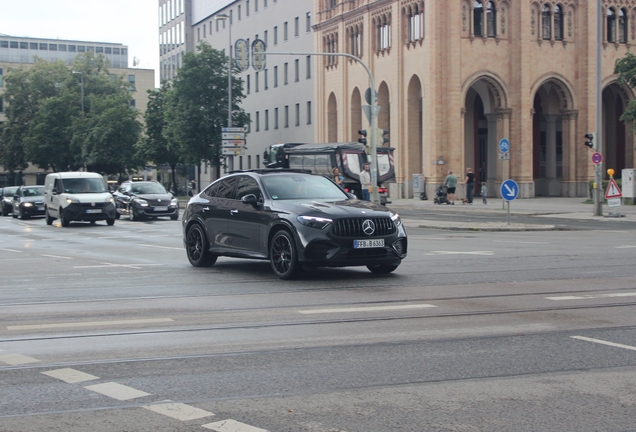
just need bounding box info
[84,382,151,401]
[143,402,215,421]
[202,419,269,432]
[42,368,99,383]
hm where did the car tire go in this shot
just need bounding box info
[106,218,115,226]
[12,210,17,219]
[60,208,70,227]
[170,213,179,221]
[186,224,217,267]
[115,211,120,220]
[270,230,301,280]
[130,206,138,221]
[366,264,399,274]
[45,209,54,226]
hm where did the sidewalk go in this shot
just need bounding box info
[386,197,636,231]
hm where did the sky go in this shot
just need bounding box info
[0,0,160,87]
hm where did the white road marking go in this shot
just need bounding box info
[571,336,636,352]
[202,419,269,432]
[492,241,550,244]
[0,353,40,365]
[426,250,494,256]
[546,292,636,301]
[299,304,437,315]
[0,248,22,253]
[615,245,636,249]
[41,254,73,260]
[73,262,163,269]
[8,317,174,330]
[137,244,184,250]
[143,402,215,421]
[42,368,99,383]
[85,382,151,401]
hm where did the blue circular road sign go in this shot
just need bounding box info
[499,138,510,153]
[500,179,519,201]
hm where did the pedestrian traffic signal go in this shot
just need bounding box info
[376,128,389,146]
[358,130,368,145]
[584,132,596,149]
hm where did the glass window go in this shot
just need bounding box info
[275,107,279,129]
[59,44,67,51]
[255,0,258,12]
[247,74,251,94]
[607,8,617,42]
[256,111,260,131]
[122,48,127,55]
[486,1,496,37]
[211,177,236,199]
[295,103,300,126]
[255,71,259,92]
[246,0,250,16]
[307,101,312,125]
[49,44,57,51]
[78,46,85,52]
[306,12,311,32]
[128,74,136,83]
[306,56,311,78]
[295,59,299,82]
[474,1,483,37]
[284,21,288,41]
[274,65,278,87]
[554,5,564,41]
[68,45,76,52]
[0,41,7,48]
[284,105,289,128]
[295,17,299,37]
[96,46,103,53]
[105,47,112,54]
[113,47,120,54]
[20,42,28,49]
[30,42,38,49]
[10,41,18,48]
[39,43,48,50]
[87,46,94,52]
[619,8,628,43]
[264,68,268,89]
[236,176,262,201]
[265,109,269,130]
[274,26,278,44]
[284,62,288,84]
[542,4,551,40]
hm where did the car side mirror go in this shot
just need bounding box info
[13,195,19,200]
[241,194,259,207]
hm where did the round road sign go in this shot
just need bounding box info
[499,138,510,153]
[592,152,602,165]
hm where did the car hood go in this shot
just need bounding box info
[270,198,393,218]
[19,196,45,203]
[133,193,174,201]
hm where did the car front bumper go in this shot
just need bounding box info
[64,203,116,221]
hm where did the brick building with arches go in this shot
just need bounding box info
[313,0,636,198]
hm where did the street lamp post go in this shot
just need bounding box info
[72,70,84,115]
[215,13,233,171]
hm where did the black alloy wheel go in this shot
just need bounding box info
[186,224,217,267]
[270,230,301,280]
[366,264,399,274]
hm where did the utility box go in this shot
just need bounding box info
[622,168,635,205]
[412,174,427,200]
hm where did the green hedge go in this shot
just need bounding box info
[588,179,622,199]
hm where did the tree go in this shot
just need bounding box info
[137,82,181,192]
[614,52,636,124]
[165,42,249,180]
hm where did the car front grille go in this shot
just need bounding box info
[331,217,395,238]
[76,202,111,208]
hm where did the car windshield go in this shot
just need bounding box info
[130,183,167,194]
[21,186,44,197]
[62,178,107,194]
[3,187,18,197]
[262,174,349,201]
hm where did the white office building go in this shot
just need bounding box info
[159,0,315,181]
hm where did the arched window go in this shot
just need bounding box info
[486,1,496,37]
[607,8,617,43]
[542,4,551,40]
[554,5,564,40]
[619,8,628,43]
[474,1,484,37]
[407,4,424,42]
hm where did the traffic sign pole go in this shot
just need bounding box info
[500,179,519,225]
[499,138,510,210]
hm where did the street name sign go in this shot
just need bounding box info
[500,179,519,201]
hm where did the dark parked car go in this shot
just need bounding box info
[182,170,407,279]
[113,181,179,221]
[0,186,19,216]
[12,186,46,219]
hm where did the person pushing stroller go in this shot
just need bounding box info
[442,171,457,205]
[433,184,449,205]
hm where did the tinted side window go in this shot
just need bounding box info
[208,177,236,199]
[235,176,263,201]
[202,182,219,198]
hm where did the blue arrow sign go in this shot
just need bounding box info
[499,138,510,153]
[500,179,519,201]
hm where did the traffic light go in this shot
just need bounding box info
[584,132,596,149]
[358,129,368,145]
[376,128,389,146]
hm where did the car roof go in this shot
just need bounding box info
[229,169,313,176]
[47,172,104,179]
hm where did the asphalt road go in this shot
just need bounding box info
[0,212,635,432]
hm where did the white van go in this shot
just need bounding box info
[44,172,116,227]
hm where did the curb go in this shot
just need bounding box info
[415,224,558,232]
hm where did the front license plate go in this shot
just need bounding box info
[353,239,385,249]
[86,209,102,214]
[37,206,44,211]
[154,206,168,211]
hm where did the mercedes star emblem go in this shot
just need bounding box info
[362,219,375,236]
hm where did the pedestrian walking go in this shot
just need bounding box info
[481,182,488,204]
[463,168,475,204]
[443,171,457,205]
[360,163,372,201]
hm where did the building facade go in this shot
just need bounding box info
[313,0,636,198]
[0,34,155,186]
[159,0,316,184]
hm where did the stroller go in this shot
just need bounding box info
[433,185,449,205]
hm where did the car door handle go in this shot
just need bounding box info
[230,209,238,215]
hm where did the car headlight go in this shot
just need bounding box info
[170,198,179,206]
[23,202,34,207]
[297,215,333,230]
[134,198,149,207]
[66,196,80,204]
[105,196,114,203]
[390,212,402,227]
